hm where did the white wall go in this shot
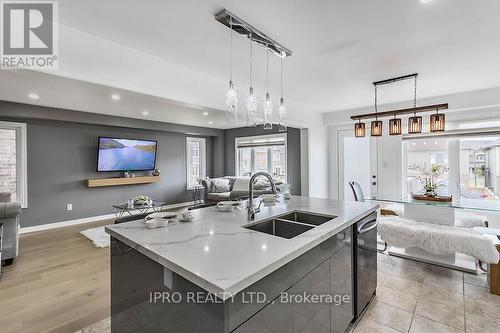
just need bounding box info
[306,117,329,198]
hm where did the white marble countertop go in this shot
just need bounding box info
[105,196,378,300]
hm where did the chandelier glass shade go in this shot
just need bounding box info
[408,114,423,134]
[263,93,273,130]
[354,121,366,137]
[225,18,237,124]
[226,80,238,123]
[263,47,273,130]
[246,87,257,126]
[389,117,402,135]
[371,120,383,136]
[278,54,287,132]
[246,35,257,126]
[430,112,445,132]
[278,97,287,132]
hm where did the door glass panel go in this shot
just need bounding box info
[343,136,370,200]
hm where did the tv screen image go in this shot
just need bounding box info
[97,137,157,172]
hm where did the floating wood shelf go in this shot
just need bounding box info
[86,176,160,188]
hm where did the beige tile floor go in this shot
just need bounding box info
[353,253,500,333]
[78,253,500,333]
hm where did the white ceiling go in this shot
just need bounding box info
[1,0,500,128]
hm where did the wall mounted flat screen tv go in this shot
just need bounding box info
[97,137,157,172]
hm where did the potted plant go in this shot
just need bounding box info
[409,163,448,197]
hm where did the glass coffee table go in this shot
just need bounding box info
[112,200,167,219]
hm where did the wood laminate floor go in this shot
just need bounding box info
[0,220,113,333]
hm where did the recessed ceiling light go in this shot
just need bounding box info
[202,111,209,116]
[111,94,121,101]
[28,93,39,100]
[142,110,149,116]
[208,121,214,125]
[423,142,427,145]
[419,0,434,4]
[412,142,417,146]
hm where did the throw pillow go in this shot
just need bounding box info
[232,177,250,192]
[212,178,231,193]
[253,178,270,190]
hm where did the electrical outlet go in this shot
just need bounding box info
[66,203,73,211]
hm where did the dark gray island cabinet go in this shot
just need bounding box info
[106,196,378,333]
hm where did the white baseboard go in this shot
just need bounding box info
[20,201,194,234]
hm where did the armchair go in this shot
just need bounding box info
[0,202,21,266]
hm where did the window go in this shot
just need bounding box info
[403,134,500,202]
[405,138,449,196]
[0,121,27,207]
[460,136,500,201]
[186,137,206,189]
[235,134,287,183]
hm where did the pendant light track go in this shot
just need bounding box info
[215,9,292,58]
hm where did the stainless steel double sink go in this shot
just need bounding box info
[243,211,337,239]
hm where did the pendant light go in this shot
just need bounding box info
[263,45,273,130]
[408,75,422,134]
[225,17,237,124]
[408,113,422,134]
[354,119,366,137]
[370,85,382,136]
[430,110,445,132]
[278,52,287,132]
[245,34,257,126]
[389,115,402,135]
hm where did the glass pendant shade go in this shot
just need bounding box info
[246,87,257,126]
[263,93,273,130]
[278,97,287,132]
[354,122,366,137]
[226,80,238,123]
[408,115,423,134]
[371,120,383,136]
[430,112,445,132]
[389,117,402,135]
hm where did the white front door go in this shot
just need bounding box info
[338,130,378,200]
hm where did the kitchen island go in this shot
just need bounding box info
[105,196,378,333]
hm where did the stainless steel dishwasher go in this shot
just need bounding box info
[354,211,378,317]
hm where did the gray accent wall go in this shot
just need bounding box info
[224,125,301,195]
[13,118,217,227]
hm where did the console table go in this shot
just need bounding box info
[112,200,166,219]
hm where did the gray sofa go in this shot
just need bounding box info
[201,176,283,203]
[0,202,21,266]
